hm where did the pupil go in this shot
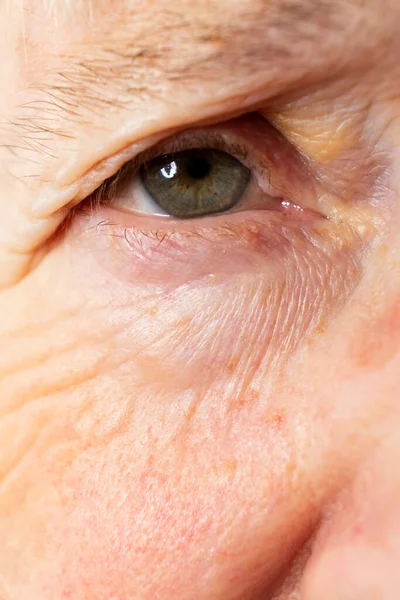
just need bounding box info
[185,155,211,180]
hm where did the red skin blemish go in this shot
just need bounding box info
[271,411,287,433]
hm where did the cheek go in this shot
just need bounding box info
[301,433,400,600]
[0,210,374,599]
[0,274,315,599]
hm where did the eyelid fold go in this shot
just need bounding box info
[30,133,169,221]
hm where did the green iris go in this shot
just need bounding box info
[140,148,251,218]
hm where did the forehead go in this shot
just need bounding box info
[26,0,389,84]
[57,0,361,41]
[46,0,393,31]
[33,0,394,63]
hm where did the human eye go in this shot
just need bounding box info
[114,147,251,219]
[89,113,305,221]
[67,109,371,298]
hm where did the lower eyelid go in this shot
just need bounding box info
[70,201,328,290]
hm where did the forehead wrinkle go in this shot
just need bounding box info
[33,0,357,113]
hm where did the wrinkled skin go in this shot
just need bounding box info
[1,1,400,599]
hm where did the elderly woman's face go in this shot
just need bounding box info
[1,1,400,598]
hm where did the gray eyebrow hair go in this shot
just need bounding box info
[0,0,377,179]
[32,0,351,115]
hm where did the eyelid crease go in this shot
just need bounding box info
[30,130,171,220]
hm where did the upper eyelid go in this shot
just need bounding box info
[133,131,251,167]
[103,129,256,190]
[31,128,179,220]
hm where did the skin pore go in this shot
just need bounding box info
[0,0,400,598]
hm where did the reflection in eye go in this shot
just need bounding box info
[140,149,251,219]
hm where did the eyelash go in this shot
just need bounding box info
[87,125,277,213]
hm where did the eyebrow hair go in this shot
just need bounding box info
[33,0,356,113]
[2,0,378,179]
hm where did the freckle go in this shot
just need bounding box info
[227,356,240,373]
[150,305,159,316]
[351,298,400,369]
[225,458,238,478]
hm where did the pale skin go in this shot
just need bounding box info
[0,0,400,598]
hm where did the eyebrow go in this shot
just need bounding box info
[34,0,361,114]
[5,0,373,176]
